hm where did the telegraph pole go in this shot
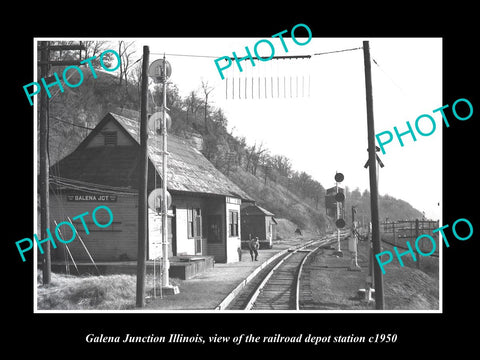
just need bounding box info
[39,41,50,285]
[38,41,85,285]
[363,41,385,309]
[136,45,149,308]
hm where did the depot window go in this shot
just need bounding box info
[229,210,239,237]
[187,207,194,238]
[187,207,202,238]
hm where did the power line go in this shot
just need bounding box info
[51,116,95,130]
[50,175,138,195]
[228,54,312,61]
[149,46,363,61]
[313,46,363,56]
[371,56,407,96]
[151,52,221,59]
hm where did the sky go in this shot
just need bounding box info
[44,37,443,221]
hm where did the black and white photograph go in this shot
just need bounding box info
[31,36,443,314]
[6,9,478,353]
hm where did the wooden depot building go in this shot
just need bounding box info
[49,112,253,271]
[240,204,277,249]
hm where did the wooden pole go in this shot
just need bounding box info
[36,41,85,284]
[363,41,385,310]
[39,41,51,285]
[415,219,420,269]
[336,181,341,251]
[136,45,149,308]
[393,222,396,246]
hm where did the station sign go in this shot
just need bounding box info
[67,193,117,202]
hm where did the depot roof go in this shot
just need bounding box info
[50,112,253,201]
[241,204,275,217]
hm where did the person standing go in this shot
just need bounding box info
[249,237,260,261]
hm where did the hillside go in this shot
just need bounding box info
[45,50,425,236]
[227,165,328,236]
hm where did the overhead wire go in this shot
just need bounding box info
[144,46,362,67]
[371,56,408,96]
[151,52,222,59]
[313,46,363,56]
[51,116,95,130]
[50,175,138,195]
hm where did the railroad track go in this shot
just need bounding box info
[227,231,348,311]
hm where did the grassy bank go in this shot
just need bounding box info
[37,272,178,310]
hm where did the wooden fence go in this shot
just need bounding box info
[381,219,440,258]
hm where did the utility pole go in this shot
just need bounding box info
[38,41,85,285]
[39,41,50,285]
[363,41,385,310]
[136,45,149,308]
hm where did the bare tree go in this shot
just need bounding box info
[245,142,267,175]
[200,80,214,132]
[117,41,136,87]
[131,60,143,101]
[262,154,272,185]
[254,146,268,177]
[184,90,203,128]
[82,41,110,63]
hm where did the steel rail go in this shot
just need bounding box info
[244,234,340,310]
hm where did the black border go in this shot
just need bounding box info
[6,6,478,353]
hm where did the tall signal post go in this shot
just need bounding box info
[325,172,346,253]
[161,55,170,290]
[334,172,345,255]
[147,54,179,296]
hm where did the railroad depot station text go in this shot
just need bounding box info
[85,332,397,344]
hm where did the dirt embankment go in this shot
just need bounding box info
[302,237,439,311]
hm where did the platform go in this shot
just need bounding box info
[50,255,214,280]
[169,256,215,280]
[144,238,311,310]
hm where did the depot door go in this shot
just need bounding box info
[194,208,202,255]
[169,207,176,256]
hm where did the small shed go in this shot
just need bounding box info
[240,204,277,249]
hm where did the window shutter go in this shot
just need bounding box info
[103,131,117,146]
